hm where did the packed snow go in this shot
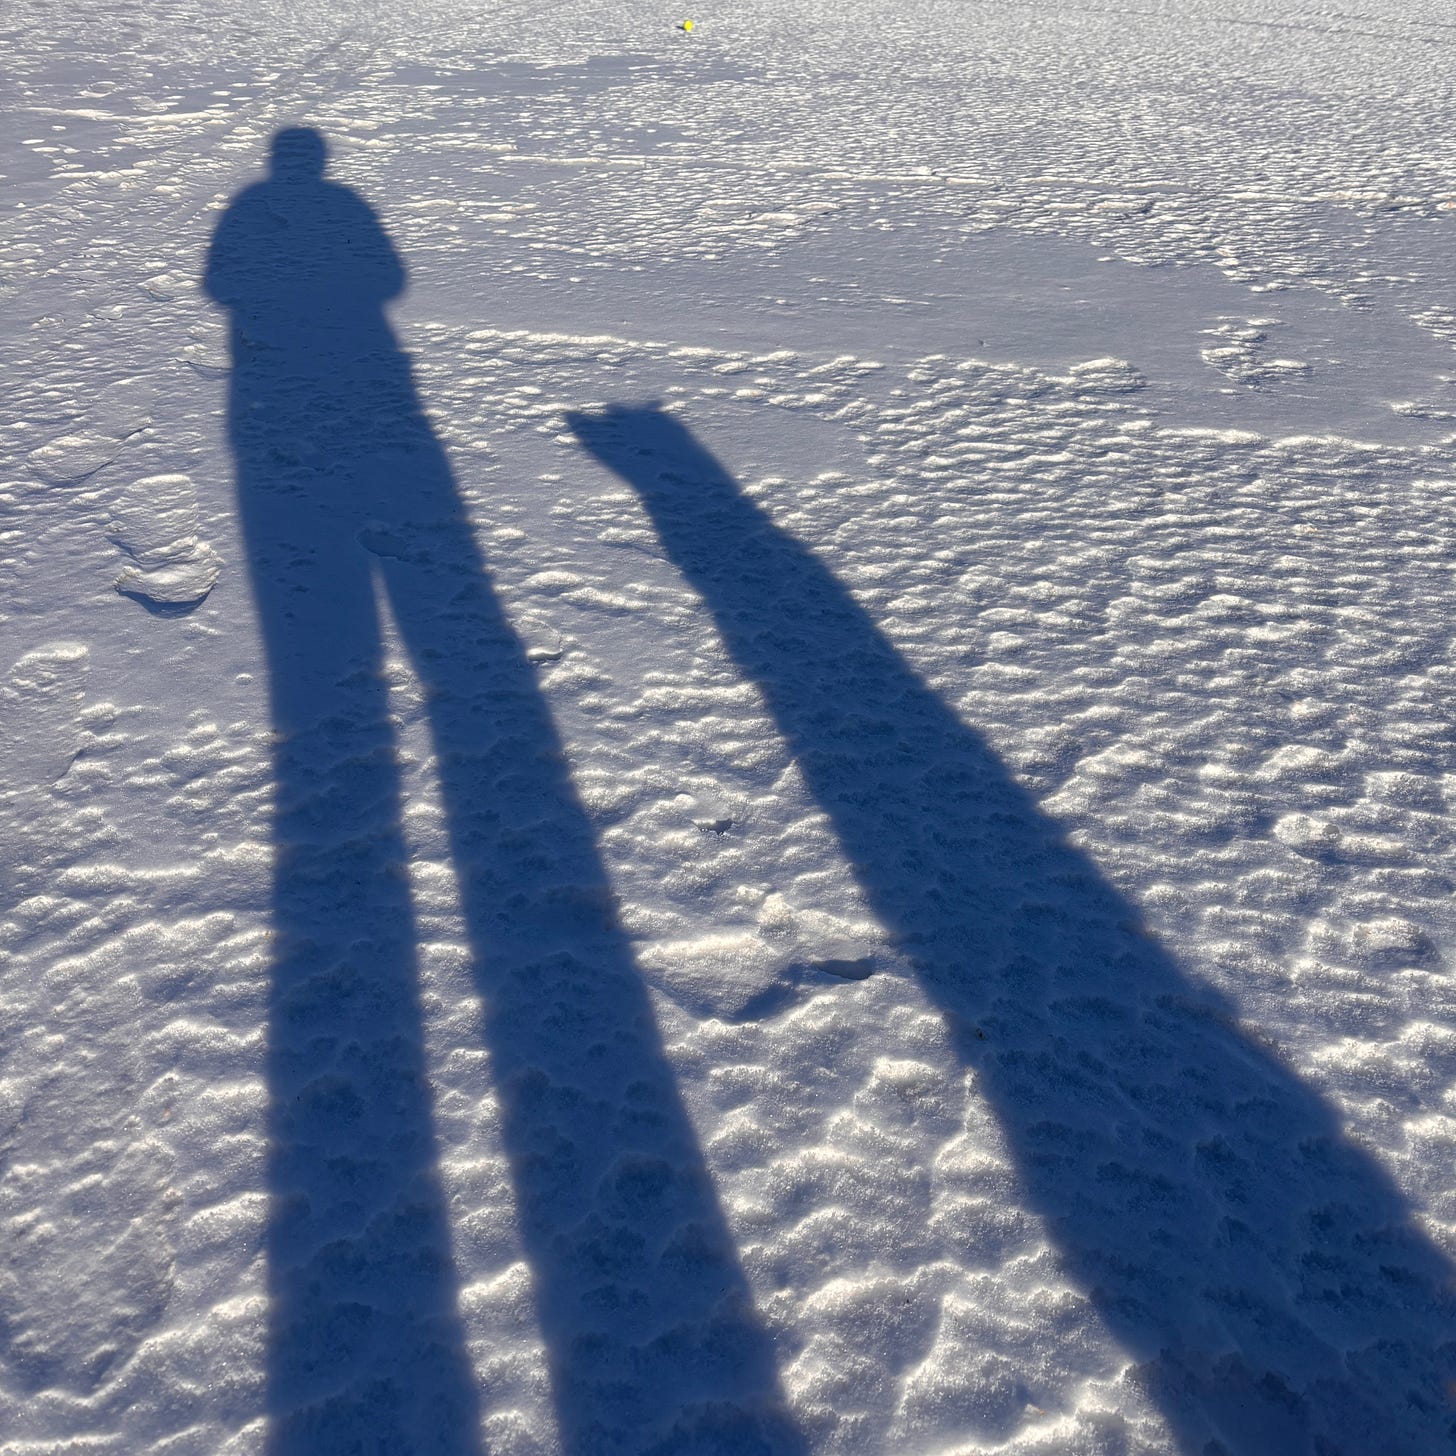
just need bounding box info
[3,1,1456,1453]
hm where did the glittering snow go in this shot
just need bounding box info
[3,2,1456,1453]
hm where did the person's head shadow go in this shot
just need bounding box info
[205,137,805,1454]
[206,125,403,353]
[269,124,328,182]
[569,402,1456,1456]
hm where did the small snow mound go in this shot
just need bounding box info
[115,556,222,608]
[1347,918,1437,970]
[1256,744,1346,781]
[110,474,221,611]
[1065,357,1146,393]
[515,615,566,664]
[1272,814,1342,855]
[636,930,790,1020]
[1272,813,1406,864]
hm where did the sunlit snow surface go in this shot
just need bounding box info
[3,1,1456,1452]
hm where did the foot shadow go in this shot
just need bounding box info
[569,402,1456,1456]
[206,132,803,1455]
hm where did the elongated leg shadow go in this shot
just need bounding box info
[207,132,802,1455]
[570,403,1456,1456]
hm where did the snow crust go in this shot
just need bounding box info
[3,1,1456,1452]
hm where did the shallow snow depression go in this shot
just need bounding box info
[3,1,1456,1453]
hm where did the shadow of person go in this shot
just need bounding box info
[206,131,803,1455]
[568,403,1456,1456]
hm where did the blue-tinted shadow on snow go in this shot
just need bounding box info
[205,131,802,1456]
[569,403,1456,1456]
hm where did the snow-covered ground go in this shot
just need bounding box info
[4,1,1456,1451]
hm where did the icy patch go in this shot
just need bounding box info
[1062,356,1147,394]
[109,473,221,611]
